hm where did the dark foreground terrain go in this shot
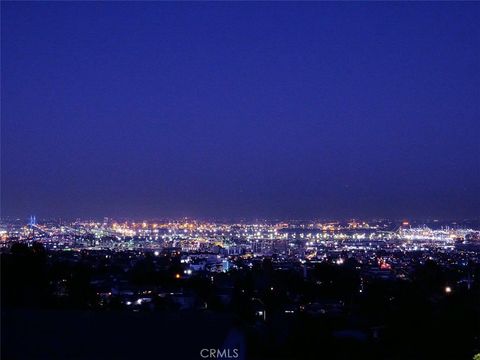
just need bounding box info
[2,243,479,360]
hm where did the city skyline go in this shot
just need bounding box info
[3,213,479,360]
[2,2,479,219]
[3,214,480,225]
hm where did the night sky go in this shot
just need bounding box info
[2,2,479,220]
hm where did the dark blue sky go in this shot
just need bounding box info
[1,2,479,220]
